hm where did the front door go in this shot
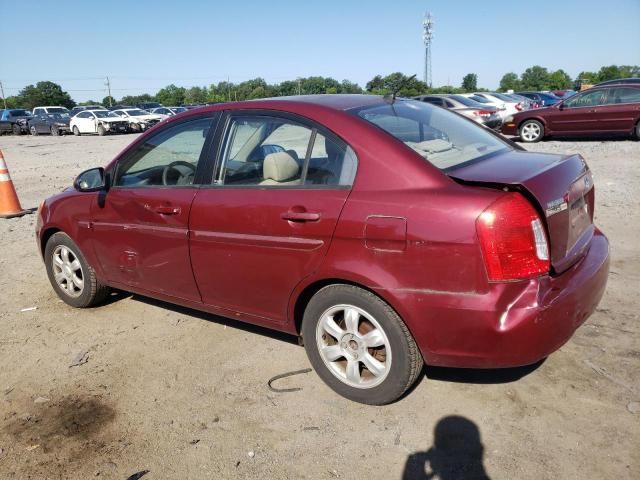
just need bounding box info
[189,112,358,323]
[75,111,96,133]
[91,115,217,302]
[548,89,605,134]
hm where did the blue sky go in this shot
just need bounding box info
[2,0,639,101]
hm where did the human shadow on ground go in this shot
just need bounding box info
[402,415,490,480]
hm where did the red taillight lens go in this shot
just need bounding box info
[476,193,550,281]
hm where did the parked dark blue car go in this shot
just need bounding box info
[516,92,561,108]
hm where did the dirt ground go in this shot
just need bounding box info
[0,131,638,480]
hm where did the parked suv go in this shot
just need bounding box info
[0,109,33,135]
[502,85,640,142]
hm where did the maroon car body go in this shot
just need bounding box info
[37,95,609,403]
[502,85,640,141]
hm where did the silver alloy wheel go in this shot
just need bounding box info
[316,304,392,389]
[51,245,84,298]
[521,122,541,141]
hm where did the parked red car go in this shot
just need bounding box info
[37,95,609,404]
[502,85,640,142]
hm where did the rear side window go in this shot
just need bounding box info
[217,115,357,187]
[355,100,510,170]
[606,87,640,104]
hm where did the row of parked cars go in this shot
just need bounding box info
[0,103,189,137]
[414,78,640,142]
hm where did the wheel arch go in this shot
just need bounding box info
[40,227,62,258]
[518,116,547,130]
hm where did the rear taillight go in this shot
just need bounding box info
[472,110,493,117]
[476,193,550,281]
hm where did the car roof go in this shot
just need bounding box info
[178,95,389,115]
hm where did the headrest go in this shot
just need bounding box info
[263,151,299,182]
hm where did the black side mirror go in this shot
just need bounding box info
[74,167,106,192]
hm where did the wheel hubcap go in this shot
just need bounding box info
[52,246,84,298]
[316,304,391,389]
[522,123,540,140]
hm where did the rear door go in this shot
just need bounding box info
[596,87,640,132]
[548,89,605,133]
[90,114,217,302]
[189,111,358,323]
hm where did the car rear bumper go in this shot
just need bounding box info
[386,229,610,368]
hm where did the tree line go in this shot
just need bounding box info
[2,65,638,110]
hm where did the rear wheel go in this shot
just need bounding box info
[301,284,422,405]
[519,120,544,142]
[72,125,80,136]
[44,232,110,308]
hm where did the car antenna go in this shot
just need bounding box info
[384,74,417,104]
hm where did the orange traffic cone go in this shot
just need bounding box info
[0,149,29,218]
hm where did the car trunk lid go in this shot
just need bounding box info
[449,150,595,274]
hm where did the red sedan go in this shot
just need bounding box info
[502,85,640,142]
[36,95,610,404]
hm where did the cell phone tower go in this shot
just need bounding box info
[423,12,434,87]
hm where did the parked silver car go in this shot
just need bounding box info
[413,94,503,130]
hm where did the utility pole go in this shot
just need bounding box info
[105,76,112,106]
[422,12,435,88]
[297,78,301,95]
[0,81,7,109]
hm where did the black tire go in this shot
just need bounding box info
[301,284,422,405]
[97,124,106,136]
[72,125,80,136]
[51,125,60,136]
[30,125,38,136]
[635,121,640,140]
[44,232,110,308]
[12,124,22,136]
[519,119,544,143]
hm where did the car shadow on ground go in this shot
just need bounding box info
[423,360,545,384]
[513,134,634,143]
[127,292,300,345]
[402,415,491,480]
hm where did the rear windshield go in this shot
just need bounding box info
[449,95,481,107]
[355,100,510,170]
[490,92,515,102]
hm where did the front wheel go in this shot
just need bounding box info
[72,125,80,136]
[301,285,422,405]
[51,125,60,136]
[12,124,22,136]
[635,121,640,140]
[519,119,544,142]
[44,232,110,308]
[97,124,106,136]
[30,125,38,136]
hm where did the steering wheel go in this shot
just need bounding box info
[162,161,196,186]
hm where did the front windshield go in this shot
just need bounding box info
[47,113,69,119]
[173,107,187,113]
[93,111,118,118]
[126,109,148,116]
[356,100,510,170]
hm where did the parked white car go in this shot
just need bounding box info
[32,106,71,116]
[70,110,129,136]
[150,106,188,117]
[462,93,523,119]
[111,108,164,132]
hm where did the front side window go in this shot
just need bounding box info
[355,100,510,170]
[217,115,357,187]
[564,90,604,108]
[115,117,213,187]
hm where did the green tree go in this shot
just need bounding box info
[102,95,116,107]
[184,86,208,105]
[547,69,572,90]
[499,72,521,91]
[119,94,155,106]
[597,65,622,82]
[365,73,428,97]
[520,66,550,90]
[461,73,478,92]
[16,81,75,109]
[155,84,186,106]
